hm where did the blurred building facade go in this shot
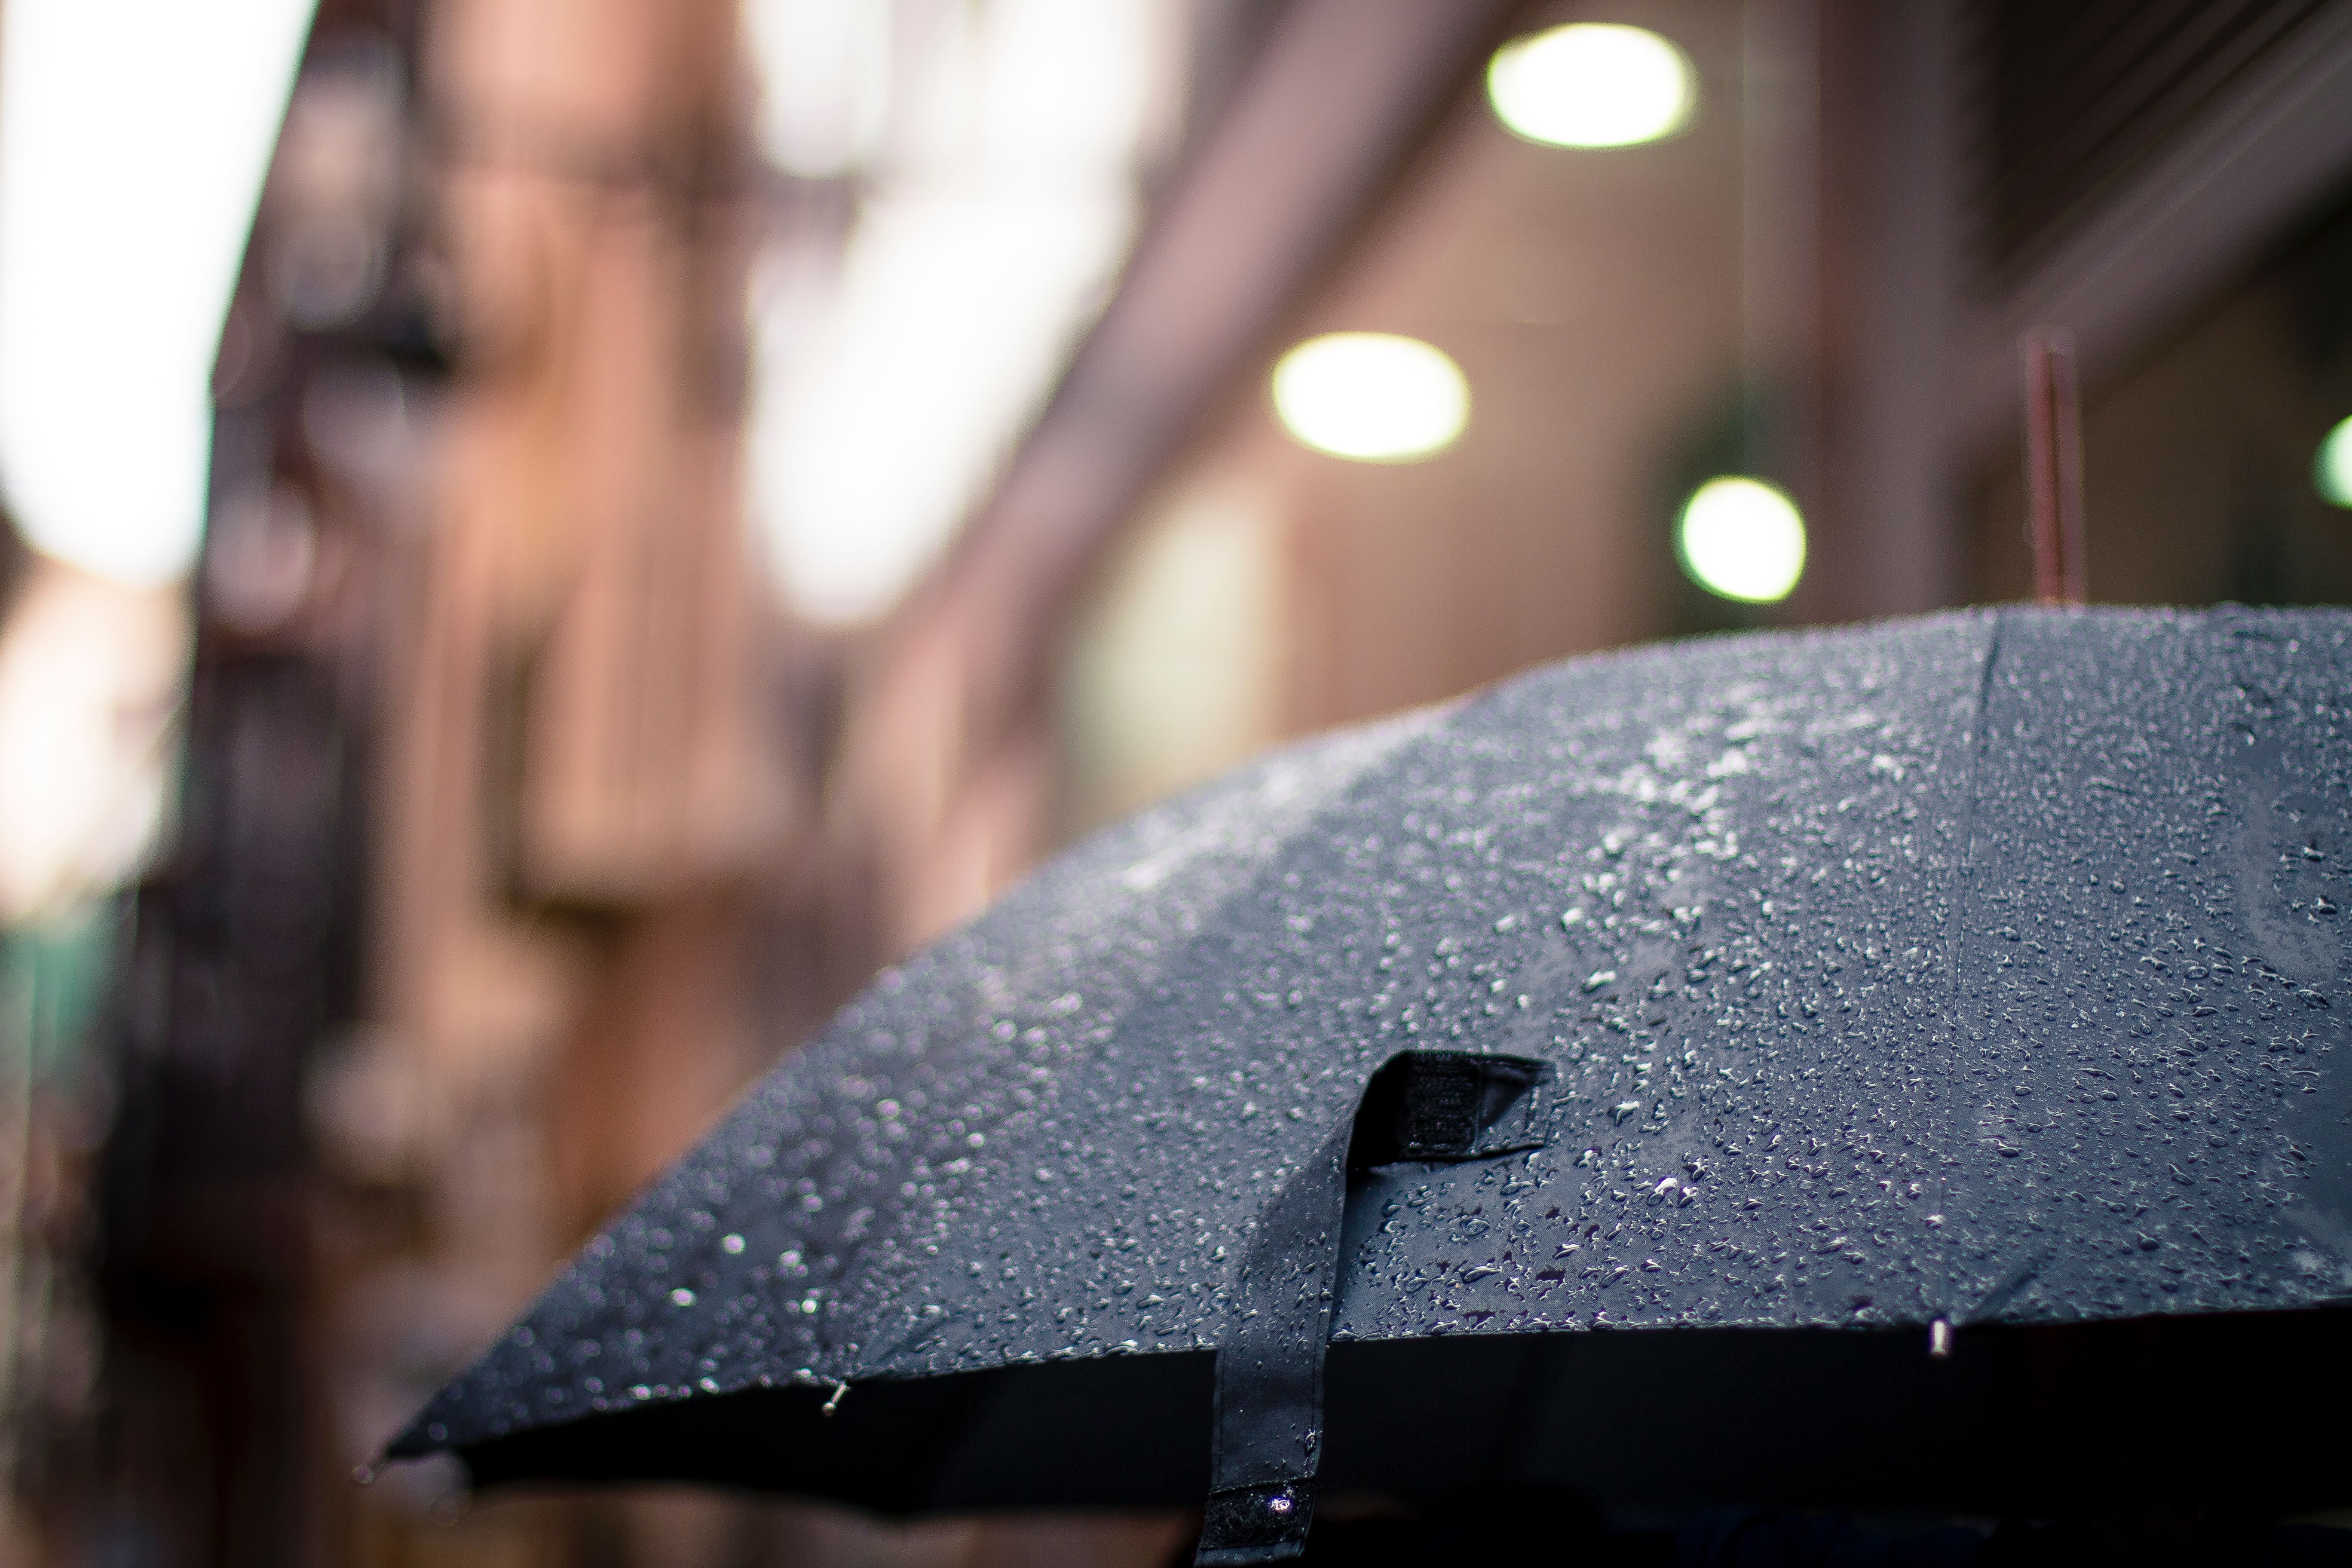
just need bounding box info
[4,0,2352,1565]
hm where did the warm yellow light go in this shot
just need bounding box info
[1677,477,1805,603]
[1487,23,1695,149]
[1270,333,1468,462]
[2317,416,2352,508]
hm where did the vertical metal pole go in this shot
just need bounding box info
[2021,326,2085,605]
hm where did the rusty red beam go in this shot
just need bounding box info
[2021,326,2086,606]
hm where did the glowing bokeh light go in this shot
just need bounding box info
[0,0,316,587]
[2316,415,2352,509]
[1270,333,1469,462]
[744,0,890,179]
[1677,476,1806,603]
[746,0,1161,625]
[0,566,186,920]
[1486,23,1695,150]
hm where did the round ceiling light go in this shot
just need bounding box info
[1677,476,1806,603]
[1486,23,1696,150]
[2316,415,2352,508]
[1271,332,1469,462]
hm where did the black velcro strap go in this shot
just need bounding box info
[1197,1483,1315,1566]
[1196,1051,1553,1565]
[1348,1050,1553,1167]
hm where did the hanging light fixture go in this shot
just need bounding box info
[1486,23,1696,150]
[1676,475,1806,603]
[1270,332,1469,462]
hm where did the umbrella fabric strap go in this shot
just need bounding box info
[1197,1051,1555,1566]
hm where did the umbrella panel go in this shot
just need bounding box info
[395,608,2352,1529]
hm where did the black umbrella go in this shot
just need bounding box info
[388,606,2352,1552]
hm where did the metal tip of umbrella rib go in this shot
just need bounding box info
[381,608,2352,1525]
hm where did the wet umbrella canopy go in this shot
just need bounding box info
[392,607,2352,1544]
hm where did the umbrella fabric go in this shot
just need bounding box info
[389,606,2352,1529]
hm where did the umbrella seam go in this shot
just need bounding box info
[1944,606,2007,1325]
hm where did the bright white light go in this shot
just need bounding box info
[0,565,187,922]
[1270,333,1469,462]
[2317,415,2352,509]
[751,190,1135,624]
[744,0,891,178]
[1486,23,1696,150]
[1676,476,1806,603]
[0,0,316,587]
[745,0,1165,625]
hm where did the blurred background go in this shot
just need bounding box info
[0,0,2349,1562]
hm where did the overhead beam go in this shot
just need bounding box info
[868,0,1527,757]
[1951,0,2352,455]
